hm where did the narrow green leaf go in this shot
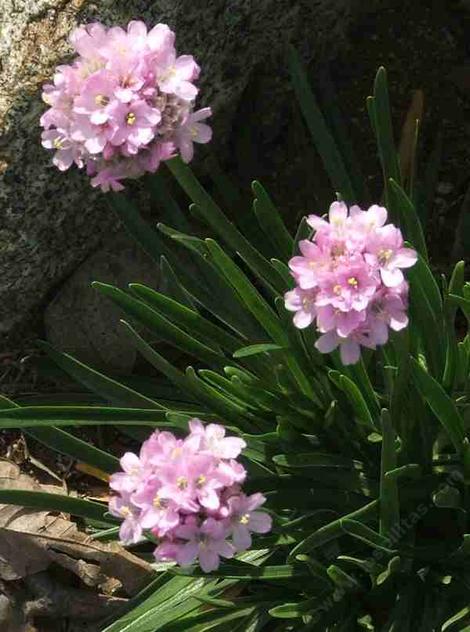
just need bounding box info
[329,370,376,430]
[102,576,209,632]
[251,180,293,261]
[449,294,470,322]
[159,256,195,308]
[269,597,322,619]
[233,343,284,358]
[372,67,401,210]
[204,239,288,345]
[379,409,399,538]
[108,192,169,265]
[39,341,162,409]
[410,357,465,453]
[408,255,445,378]
[388,179,428,261]
[129,283,241,353]
[340,519,397,553]
[0,396,119,474]
[174,563,309,580]
[120,320,198,402]
[272,453,364,470]
[93,282,227,369]
[443,262,466,391]
[287,46,355,202]
[0,490,113,524]
[166,157,286,294]
[442,606,470,632]
[288,500,379,561]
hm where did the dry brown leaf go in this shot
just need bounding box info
[0,460,153,595]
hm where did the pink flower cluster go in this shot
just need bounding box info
[40,21,212,192]
[285,202,417,365]
[109,420,272,572]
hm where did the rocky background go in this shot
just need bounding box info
[0,0,469,387]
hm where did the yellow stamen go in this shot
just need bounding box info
[120,506,131,517]
[196,474,206,487]
[95,94,109,106]
[126,112,136,125]
[177,476,188,490]
[378,248,393,265]
[347,277,358,287]
[153,495,168,509]
[333,284,342,295]
[239,513,250,525]
[53,138,63,149]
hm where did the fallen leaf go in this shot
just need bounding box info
[0,460,153,595]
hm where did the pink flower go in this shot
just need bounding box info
[172,517,235,572]
[288,240,332,290]
[109,421,268,572]
[109,494,143,545]
[188,419,246,459]
[132,479,180,536]
[41,129,77,171]
[40,21,211,190]
[365,224,418,287]
[175,108,212,163]
[286,202,417,364]
[316,258,379,312]
[315,328,376,365]
[284,287,317,329]
[69,22,108,61]
[109,100,160,151]
[156,50,200,101]
[316,304,367,338]
[73,71,118,124]
[226,493,272,551]
[109,451,145,495]
[90,165,126,192]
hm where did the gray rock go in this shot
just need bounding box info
[44,232,158,373]
[0,0,360,342]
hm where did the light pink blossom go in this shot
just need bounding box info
[226,493,272,551]
[286,201,417,364]
[109,420,270,572]
[175,108,212,163]
[40,21,212,190]
[171,517,235,572]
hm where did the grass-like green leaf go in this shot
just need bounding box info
[233,343,284,358]
[388,178,428,261]
[166,157,286,295]
[287,46,355,202]
[371,67,402,212]
[0,490,113,523]
[379,409,399,538]
[340,519,397,553]
[0,396,119,474]
[129,283,242,354]
[251,180,293,261]
[410,357,465,453]
[39,341,162,409]
[93,282,227,369]
[288,500,379,560]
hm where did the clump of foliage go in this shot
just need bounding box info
[1,44,469,631]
